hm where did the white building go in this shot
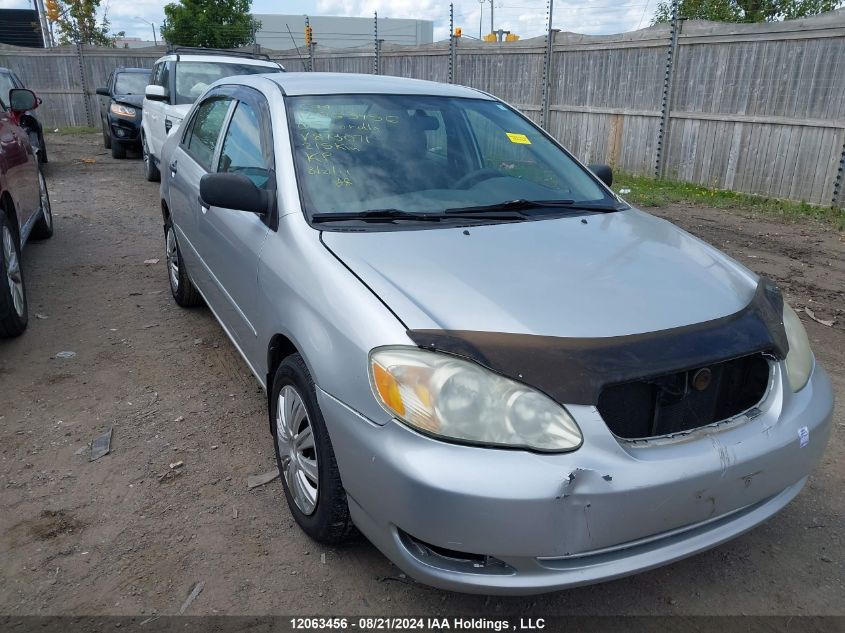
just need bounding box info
[253,14,433,51]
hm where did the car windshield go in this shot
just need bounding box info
[114,71,150,95]
[174,62,275,105]
[286,94,616,222]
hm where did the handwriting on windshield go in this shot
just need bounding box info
[295,108,403,186]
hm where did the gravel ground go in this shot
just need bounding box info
[0,131,842,616]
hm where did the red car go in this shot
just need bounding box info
[0,88,52,337]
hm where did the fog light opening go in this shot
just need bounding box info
[397,529,514,576]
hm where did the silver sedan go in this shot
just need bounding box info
[158,72,833,595]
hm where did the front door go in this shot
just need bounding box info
[194,88,273,363]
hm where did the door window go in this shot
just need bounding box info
[181,97,231,170]
[217,101,270,189]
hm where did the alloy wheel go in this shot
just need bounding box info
[38,170,52,230]
[166,226,179,292]
[3,226,24,317]
[276,385,319,515]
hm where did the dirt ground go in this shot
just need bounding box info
[0,131,843,617]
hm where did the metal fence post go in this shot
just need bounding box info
[75,42,93,128]
[373,11,380,75]
[448,3,455,84]
[540,0,556,130]
[833,140,845,208]
[655,0,680,178]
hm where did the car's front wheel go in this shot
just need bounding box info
[271,354,355,544]
[165,218,201,307]
[142,134,160,182]
[0,211,28,337]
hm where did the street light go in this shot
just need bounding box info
[135,16,158,46]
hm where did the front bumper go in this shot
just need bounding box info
[109,115,142,144]
[318,363,833,595]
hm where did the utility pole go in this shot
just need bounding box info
[478,0,484,39]
[34,0,50,48]
[490,0,494,35]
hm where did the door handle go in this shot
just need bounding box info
[198,196,209,215]
[169,160,177,175]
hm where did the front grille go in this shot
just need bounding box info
[597,353,770,440]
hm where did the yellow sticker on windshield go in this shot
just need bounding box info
[506,132,531,144]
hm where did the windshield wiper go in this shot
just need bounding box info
[444,199,623,214]
[311,208,527,224]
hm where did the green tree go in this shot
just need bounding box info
[52,0,114,46]
[653,0,842,23]
[160,0,260,48]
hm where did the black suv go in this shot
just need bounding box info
[96,67,151,159]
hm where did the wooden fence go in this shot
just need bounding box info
[0,8,843,207]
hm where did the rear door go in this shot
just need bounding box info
[195,87,273,361]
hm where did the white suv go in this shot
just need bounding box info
[141,48,283,181]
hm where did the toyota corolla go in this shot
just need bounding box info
[157,73,833,595]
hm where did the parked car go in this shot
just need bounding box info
[158,73,833,595]
[0,88,52,338]
[96,67,152,159]
[0,67,47,163]
[141,48,283,182]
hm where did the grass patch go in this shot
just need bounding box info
[613,172,844,230]
[51,126,99,135]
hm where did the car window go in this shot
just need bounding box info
[157,62,170,91]
[114,72,150,96]
[286,94,611,218]
[217,101,269,189]
[0,73,15,109]
[182,97,231,170]
[174,62,276,105]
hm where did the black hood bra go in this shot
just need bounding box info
[407,278,788,406]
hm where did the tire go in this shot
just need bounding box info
[38,131,47,164]
[271,354,355,544]
[111,140,126,159]
[165,218,202,307]
[30,167,53,240]
[142,133,160,182]
[0,210,28,338]
[102,121,111,149]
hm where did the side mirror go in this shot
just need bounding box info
[200,173,269,215]
[9,88,38,112]
[588,164,613,187]
[96,86,110,96]
[145,84,168,102]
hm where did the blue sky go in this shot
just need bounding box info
[1,0,659,44]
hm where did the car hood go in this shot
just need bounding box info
[320,209,759,338]
[114,94,144,108]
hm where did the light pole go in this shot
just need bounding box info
[135,17,158,46]
[478,0,484,39]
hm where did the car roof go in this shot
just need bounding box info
[115,67,151,73]
[263,72,493,99]
[157,54,281,68]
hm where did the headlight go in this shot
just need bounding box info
[369,347,582,452]
[110,103,136,117]
[783,302,813,392]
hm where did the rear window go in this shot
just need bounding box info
[174,62,276,105]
